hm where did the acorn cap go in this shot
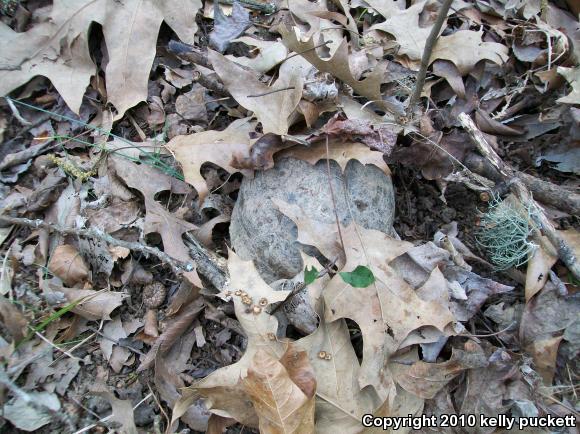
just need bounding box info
[142,282,167,309]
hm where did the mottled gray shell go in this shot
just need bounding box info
[230,157,395,284]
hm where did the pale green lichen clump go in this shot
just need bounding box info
[477,194,538,270]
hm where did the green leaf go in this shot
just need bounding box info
[339,265,375,288]
[304,266,318,285]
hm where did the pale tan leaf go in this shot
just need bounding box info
[56,287,125,321]
[91,383,138,434]
[525,239,557,302]
[209,50,303,135]
[370,1,439,65]
[166,118,254,203]
[110,157,201,287]
[557,66,580,104]
[429,30,509,75]
[279,27,400,114]
[277,140,391,175]
[0,0,202,116]
[390,346,487,399]
[48,244,89,286]
[173,252,290,427]
[526,335,563,386]
[243,349,315,434]
[225,37,288,73]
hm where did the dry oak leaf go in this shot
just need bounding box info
[557,66,580,104]
[209,50,303,135]
[54,286,125,321]
[48,244,89,287]
[429,30,509,75]
[279,27,401,115]
[369,0,444,66]
[167,118,255,203]
[0,0,202,117]
[243,348,316,434]
[173,251,290,429]
[278,140,391,175]
[109,157,201,287]
[390,345,488,400]
[310,223,455,402]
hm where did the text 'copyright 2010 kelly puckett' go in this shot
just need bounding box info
[361,413,577,431]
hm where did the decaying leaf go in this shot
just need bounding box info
[3,391,61,432]
[167,118,254,203]
[0,0,202,116]
[279,27,401,115]
[47,244,89,287]
[210,0,252,53]
[242,348,316,434]
[430,30,509,75]
[209,51,303,134]
[91,383,138,434]
[53,286,125,321]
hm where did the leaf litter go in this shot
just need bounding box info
[0,0,579,432]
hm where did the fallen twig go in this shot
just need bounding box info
[0,215,193,275]
[406,0,453,118]
[459,112,580,280]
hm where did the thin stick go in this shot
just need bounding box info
[458,112,580,281]
[406,0,453,118]
[0,215,193,275]
[247,87,295,98]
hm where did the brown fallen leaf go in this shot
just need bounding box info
[51,286,125,321]
[430,30,509,76]
[390,345,488,399]
[209,50,303,134]
[526,335,563,387]
[0,294,28,342]
[278,140,391,175]
[0,1,202,117]
[91,383,138,434]
[172,252,291,428]
[370,0,442,66]
[279,27,401,115]
[110,157,201,287]
[312,114,399,155]
[243,348,316,434]
[47,244,89,287]
[167,118,254,203]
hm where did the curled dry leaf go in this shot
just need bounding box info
[54,286,125,321]
[277,140,391,175]
[47,244,89,287]
[90,383,138,434]
[167,118,254,203]
[279,27,402,115]
[226,37,288,73]
[210,0,252,53]
[209,50,303,135]
[390,345,488,399]
[430,30,510,75]
[0,0,202,116]
[370,0,442,66]
[242,348,316,434]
